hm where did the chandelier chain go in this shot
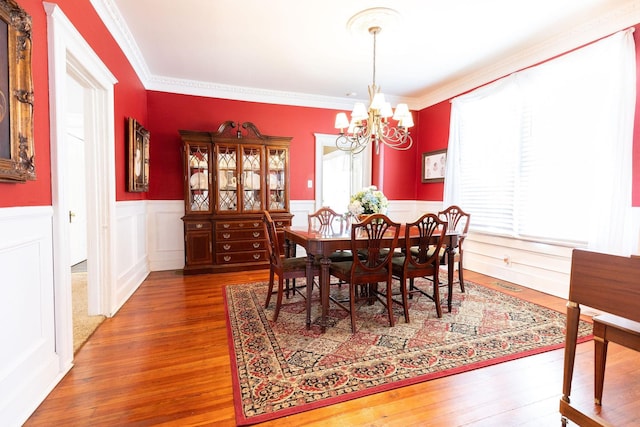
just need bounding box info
[371,27,377,88]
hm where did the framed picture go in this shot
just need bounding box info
[0,0,34,182]
[421,149,447,183]
[127,117,150,192]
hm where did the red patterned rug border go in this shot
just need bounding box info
[224,281,593,426]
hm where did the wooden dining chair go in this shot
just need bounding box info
[263,211,319,322]
[308,207,353,263]
[438,205,470,292]
[308,207,347,234]
[390,213,448,322]
[328,214,400,333]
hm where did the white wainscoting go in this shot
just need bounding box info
[464,233,576,298]
[290,200,316,227]
[143,199,640,299]
[436,205,640,299]
[146,200,185,272]
[0,207,60,426]
[114,201,151,312]
[0,202,153,425]
[387,200,442,224]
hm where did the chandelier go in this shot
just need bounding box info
[335,17,413,154]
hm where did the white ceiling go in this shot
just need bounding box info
[93,0,638,110]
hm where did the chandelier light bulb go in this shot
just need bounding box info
[351,103,368,121]
[393,103,409,119]
[370,93,386,110]
[334,112,349,130]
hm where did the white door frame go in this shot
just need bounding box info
[45,3,118,367]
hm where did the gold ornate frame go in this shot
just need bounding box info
[127,117,150,192]
[0,0,34,182]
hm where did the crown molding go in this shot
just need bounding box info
[91,0,639,112]
[415,0,640,109]
[90,0,151,82]
[144,75,372,110]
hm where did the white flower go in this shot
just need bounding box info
[348,186,388,216]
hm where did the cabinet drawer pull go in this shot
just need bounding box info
[196,223,203,229]
[276,221,283,227]
[223,233,231,239]
[223,244,231,250]
[252,222,260,228]
[253,243,260,248]
[253,232,260,238]
[224,256,231,262]
[253,254,260,260]
[223,223,230,229]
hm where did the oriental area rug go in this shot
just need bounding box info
[224,278,592,425]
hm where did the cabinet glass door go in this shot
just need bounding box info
[186,144,211,213]
[241,146,263,212]
[216,145,239,212]
[267,147,287,211]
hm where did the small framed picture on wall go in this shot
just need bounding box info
[127,117,150,192]
[421,149,446,183]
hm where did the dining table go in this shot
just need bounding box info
[283,224,460,332]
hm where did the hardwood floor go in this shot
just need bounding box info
[25,269,640,426]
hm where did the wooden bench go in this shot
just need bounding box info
[560,249,640,427]
[592,313,640,405]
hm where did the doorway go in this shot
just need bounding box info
[66,75,106,352]
[46,2,118,365]
[314,133,371,213]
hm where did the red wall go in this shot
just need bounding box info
[146,92,417,201]
[415,101,451,201]
[0,0,147,208]
[2,1,639,208]
[0,0,52,207]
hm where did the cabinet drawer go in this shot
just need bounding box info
[216,251,267,264]
[216,220,262,231]
[273,218,291,228]
[185,221,212,230]
[217,240,265,252]
[216,229,265,241]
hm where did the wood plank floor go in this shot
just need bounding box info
[25,269,640,426]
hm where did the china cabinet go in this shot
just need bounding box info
[180,121,292,274]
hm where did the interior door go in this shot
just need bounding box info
[66,77,87,266]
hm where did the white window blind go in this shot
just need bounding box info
[444,29,636,254]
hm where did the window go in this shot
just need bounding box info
[445,29,636,255]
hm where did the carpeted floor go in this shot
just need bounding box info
[224,278,592,425]
[72,267,105,353]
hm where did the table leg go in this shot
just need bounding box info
[447,243,454,312]
[319,256,331,333]
[305,253,314,330]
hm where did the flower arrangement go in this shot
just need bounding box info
[348,186,388,216]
